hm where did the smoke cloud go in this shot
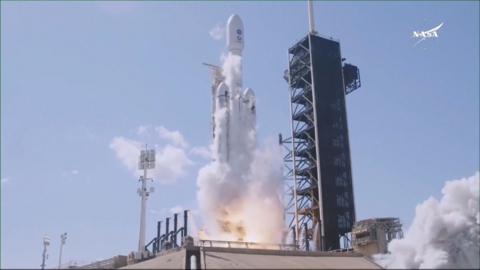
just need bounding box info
[209,23,225,41]
[374,171,480,269]
[155,126,189,148]
[196,52,284,243]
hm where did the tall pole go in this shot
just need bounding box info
[41,235,50,270]
[137,145,155,254]
[287,53,300,246]
[41,246,47,270]
[307,0,316,34]
[58,233,67,269]
[138,161,147,252]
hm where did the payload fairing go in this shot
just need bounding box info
[209,14,256,163]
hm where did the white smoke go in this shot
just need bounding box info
[189,146,212,160]
[209,23,225,41]
[196,141,284,243]
[374,171,480,269]
[196,52,284,243]
[155,126,189,148]
[221,53,243,91]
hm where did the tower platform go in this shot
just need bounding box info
[121,244,382,269]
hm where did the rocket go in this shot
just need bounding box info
[208,14,256,163]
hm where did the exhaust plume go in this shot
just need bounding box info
[374,171,480,269]
[196,50,284,244]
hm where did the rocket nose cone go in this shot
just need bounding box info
[227,14,243,27]
[243,88,254,98]
[243,88,256,114]
[227,14,244,53]
[217,82,229,93]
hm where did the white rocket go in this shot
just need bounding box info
[209,14,256,163]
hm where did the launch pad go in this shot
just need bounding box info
[74,238,382,269]
[121,242,381,269]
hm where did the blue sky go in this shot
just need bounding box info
[1,1,478,268]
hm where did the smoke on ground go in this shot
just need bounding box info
[374,171,480,269]
[196,52,284,243]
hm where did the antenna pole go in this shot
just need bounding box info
[58,233,67,269]
[307,0,316,34]
[41,235,50,270]
[137,144,155,255]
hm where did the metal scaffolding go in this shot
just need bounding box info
[283,36,323,251]
[279,134,297,245]
[283,33,361,251]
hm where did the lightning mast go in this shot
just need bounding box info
[307,0,316,34]
[137,145,155,254]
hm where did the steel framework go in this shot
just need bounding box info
[283,34,361,251]
[284,36,323,251]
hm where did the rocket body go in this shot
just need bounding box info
[211,14,256,164]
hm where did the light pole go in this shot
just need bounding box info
[58,232,67,268]
[40,235,50,270]
[137,145,155,255]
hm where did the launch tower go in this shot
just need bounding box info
[284,2,361,251]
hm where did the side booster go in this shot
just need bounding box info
[210,14,256,163]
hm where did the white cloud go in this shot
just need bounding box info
[110,137,142,172]
[190,146,212,160]
[155,126,188,148]
[136,125,148,136]
[109,135,193,184]
[71,170,79,175]
[136,125,188,148]
[209,23,225,41]
[154,145,193,183]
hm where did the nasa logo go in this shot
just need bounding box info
[412,22,443,46]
